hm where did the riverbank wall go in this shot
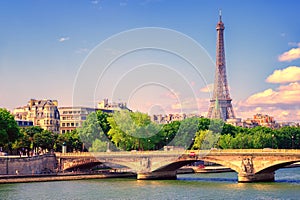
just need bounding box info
[0,154,56,175]
[0,172,136,184]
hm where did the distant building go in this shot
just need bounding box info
[59,107,95,134]
[253,113,276,128]
[97,98,131,112]
[151,113,202,124]
[226,118,243,127]
[13,99,60,133]
[277,122,299,128]
[242,118,259,128]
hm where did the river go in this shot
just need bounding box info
[0,168,300,200]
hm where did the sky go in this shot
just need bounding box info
[0,0,300,122]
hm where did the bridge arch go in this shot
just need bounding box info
[255,160,300,174]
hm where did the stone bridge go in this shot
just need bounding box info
[56,149,300,182]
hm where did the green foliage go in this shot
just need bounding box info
[197,118,211,131]
[107,110,160,151]
[192,130,220,150]
[89,139,108,152]
[96,110,111,134]
[12,128,32,151]
[216,125,300,149]
[77,112,109,151]
[22,126,44,137]
[33,130,57,151]
[14,126,44,150]
[170,117,199,149]
[0,108,20,151]
[56,129,83,152]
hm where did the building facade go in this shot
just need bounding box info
[16,120,34,127]
[14,99,60,133]
[253,113,276,128]
[97,98,130,112]
[151,113,202,124]
[59,107,95,134]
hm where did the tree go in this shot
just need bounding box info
[96,110,111,134]
[219,134,233,149]
[22,126,44,137]
[77,112,110,152]
[169,117,199,149]
[192,130,220,150]
[197,118,211,131]
[275,127,300,149]
[55,129,83,152]
[33,130,57,151]
[107,110,160,151]
[0,108,20,152]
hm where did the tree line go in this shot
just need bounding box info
[1,107,299,155]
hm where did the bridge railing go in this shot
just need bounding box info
[55,149,300,158]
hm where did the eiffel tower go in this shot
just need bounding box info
[207,11,235,121]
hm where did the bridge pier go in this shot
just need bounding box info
[137,171,177,180]
[238,172,275,183]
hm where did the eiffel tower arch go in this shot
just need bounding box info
[207,11,235,121]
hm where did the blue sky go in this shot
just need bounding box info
[1,0,300,122]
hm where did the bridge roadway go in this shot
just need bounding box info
[56,149,300,182]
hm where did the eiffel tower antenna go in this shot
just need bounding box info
[207,11,235,121]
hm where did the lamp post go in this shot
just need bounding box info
[292,135,294,149]
[62,142,67,153]
[148,139,151,151]
[272,134,274,149]
[6,154,8,175]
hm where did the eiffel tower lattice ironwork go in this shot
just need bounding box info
[207,11,235,121]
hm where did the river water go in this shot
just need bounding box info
[1,168,300,200]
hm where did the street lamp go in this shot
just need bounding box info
[148,139,151,151]
[292,135,295,149]
[62,142,67,153]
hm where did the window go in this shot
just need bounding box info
[62,123,65,127]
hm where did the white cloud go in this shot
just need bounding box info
[278,43,300,62]
[58,37,70,42]
[235,63,300,122]
[266,66,300,83]
[288,42,300,47]
[200,83,214,93]
[244,82,300,106]
[235,104,300,122]
[91,0,99,4]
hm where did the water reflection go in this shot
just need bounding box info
[0,168,300,200]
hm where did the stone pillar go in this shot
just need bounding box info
[238,172,275,183]
[137,171,177,180]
